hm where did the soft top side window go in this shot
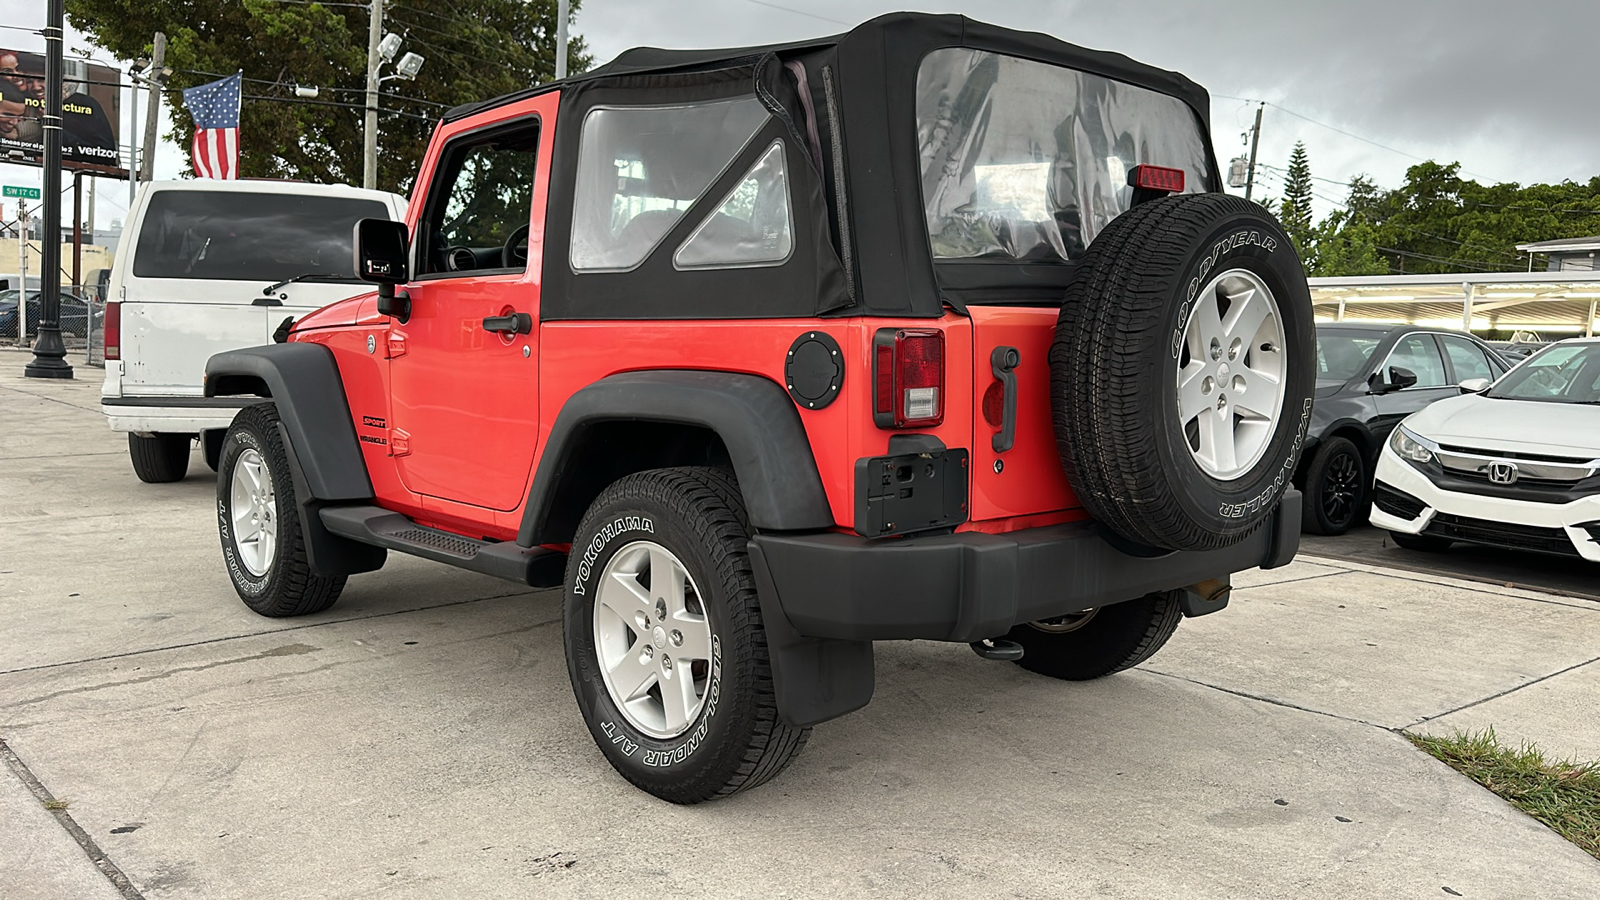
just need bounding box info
[421,123,540,276]
[569,96,769,273]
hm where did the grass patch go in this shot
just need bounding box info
[42,799,69,811]
[1409,728,1600,860]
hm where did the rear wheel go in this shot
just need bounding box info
[217,404,345,617]
[1303,437,1367,535]
[1003,591,1183,681]
[128,433,191,483]
[1390,531,1453,553]
[563,467,808,803]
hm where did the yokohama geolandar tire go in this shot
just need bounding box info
[129,433,191,483]
[1051,193,1316,551]
[1003,591,1184,681]
[216,404,345,617]
[564,467,809,804]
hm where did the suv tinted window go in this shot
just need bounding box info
[916,48,1211,262]
[1439,334,1494,383]
[1385,334,1448,387]
[133,191,388,281]
[570,97,769,272]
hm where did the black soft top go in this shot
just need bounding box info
[451,13,1220,320]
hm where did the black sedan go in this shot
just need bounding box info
[0,290,91,340]
[1295,323,1511,534]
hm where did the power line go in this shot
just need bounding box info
[741,0,850,26]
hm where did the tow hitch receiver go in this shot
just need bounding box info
[969,638,1024,661]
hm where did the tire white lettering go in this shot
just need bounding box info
[640,635,722,768]
[1218,397,1312,518]
[1174,228,1277,359]
[599,720,639,757]
[572,515,655,596]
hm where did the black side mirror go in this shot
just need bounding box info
[353,218,411,322]
[1368,365,1419,394]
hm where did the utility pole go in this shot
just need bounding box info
[26,0,72,378]
[363,0,384,190]
[556,0,569,80]
[139,32,166,182]
[1243,103,1263,203]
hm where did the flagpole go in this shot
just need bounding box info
[26,0,73,378]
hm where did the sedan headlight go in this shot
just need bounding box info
[1390,426,1434,464]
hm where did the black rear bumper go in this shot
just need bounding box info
[747,490,1299,728]
[750,488,1300,644]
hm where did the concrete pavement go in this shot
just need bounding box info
[3,347,1598,899]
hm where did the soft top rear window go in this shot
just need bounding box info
[917,48,1211,263]
[133,191,389,281]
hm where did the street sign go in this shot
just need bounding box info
[3,186,40,200]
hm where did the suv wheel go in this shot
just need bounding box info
[1303,436,1367,535]
[216,404,345,617]
[1051,193,1315,552]
[128,433,191,483]
[564,467,808,804]
[1002,591,1183,681]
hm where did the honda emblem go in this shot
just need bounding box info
[1486,461,1518,485]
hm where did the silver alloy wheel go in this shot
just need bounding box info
[1029,609,1099,633]
[592,540,714,740]
[229,447,278,577]
[1176,268,1287,480]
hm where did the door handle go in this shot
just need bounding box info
[991,345,1020,453]
[252,296,284,307]
[482,312,532,335]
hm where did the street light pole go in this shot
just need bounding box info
[26,0,73,378]
[556,0,569,80]
[363,0,384,190]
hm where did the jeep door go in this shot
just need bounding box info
[386,103,552,511]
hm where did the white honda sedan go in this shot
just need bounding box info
[1370,338,1600,562]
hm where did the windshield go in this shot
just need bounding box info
[1486,343,1600,404]
[133,191,389,281]
[916,48,1211,262]
[1315,329,1382,381]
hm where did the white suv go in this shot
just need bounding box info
[1371,338,1600,561]
[102,179,406,482]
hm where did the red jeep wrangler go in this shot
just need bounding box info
[205,13,1313,803]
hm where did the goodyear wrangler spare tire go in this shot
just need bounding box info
[1050,193,1314,552]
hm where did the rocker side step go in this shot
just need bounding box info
[320,505,566,587]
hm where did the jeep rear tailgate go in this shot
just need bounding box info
[967,306,1081,523]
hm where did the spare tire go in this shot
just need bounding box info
[1050,194,1314,552]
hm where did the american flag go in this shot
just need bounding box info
[182,73,242,179]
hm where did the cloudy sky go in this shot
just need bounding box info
[1,0,1594,228]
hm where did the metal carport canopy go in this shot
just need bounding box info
[1309,271,1600,335]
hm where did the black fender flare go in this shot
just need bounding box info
[206,343,373,502]
[518,370,834,546]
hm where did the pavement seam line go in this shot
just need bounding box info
[1231,569,1356,591]
[0,586,553,677]
[0,382,105,414]
[1297,552,1600,606]
[1139,668,1391,729]
[0,736,148,900]
[1404,652,1600,730]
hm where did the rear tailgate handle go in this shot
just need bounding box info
[252,296,284,306]
[991,346,1020,453]
[482,312,532,335]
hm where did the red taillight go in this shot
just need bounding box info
[103,301,120,360]
[872,328,944,428]
[1130,164,1185,193]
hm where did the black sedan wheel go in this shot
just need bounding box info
[1303,436,1367,535]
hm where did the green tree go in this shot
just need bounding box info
[1278,141,1314,255]
[66,0,592,193]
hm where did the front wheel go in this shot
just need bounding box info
[563,467,808,803]
[1002,591,1183,681]
[1303,437,1367,535]
[216,404,345,617]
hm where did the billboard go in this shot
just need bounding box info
[0,50,125,175]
